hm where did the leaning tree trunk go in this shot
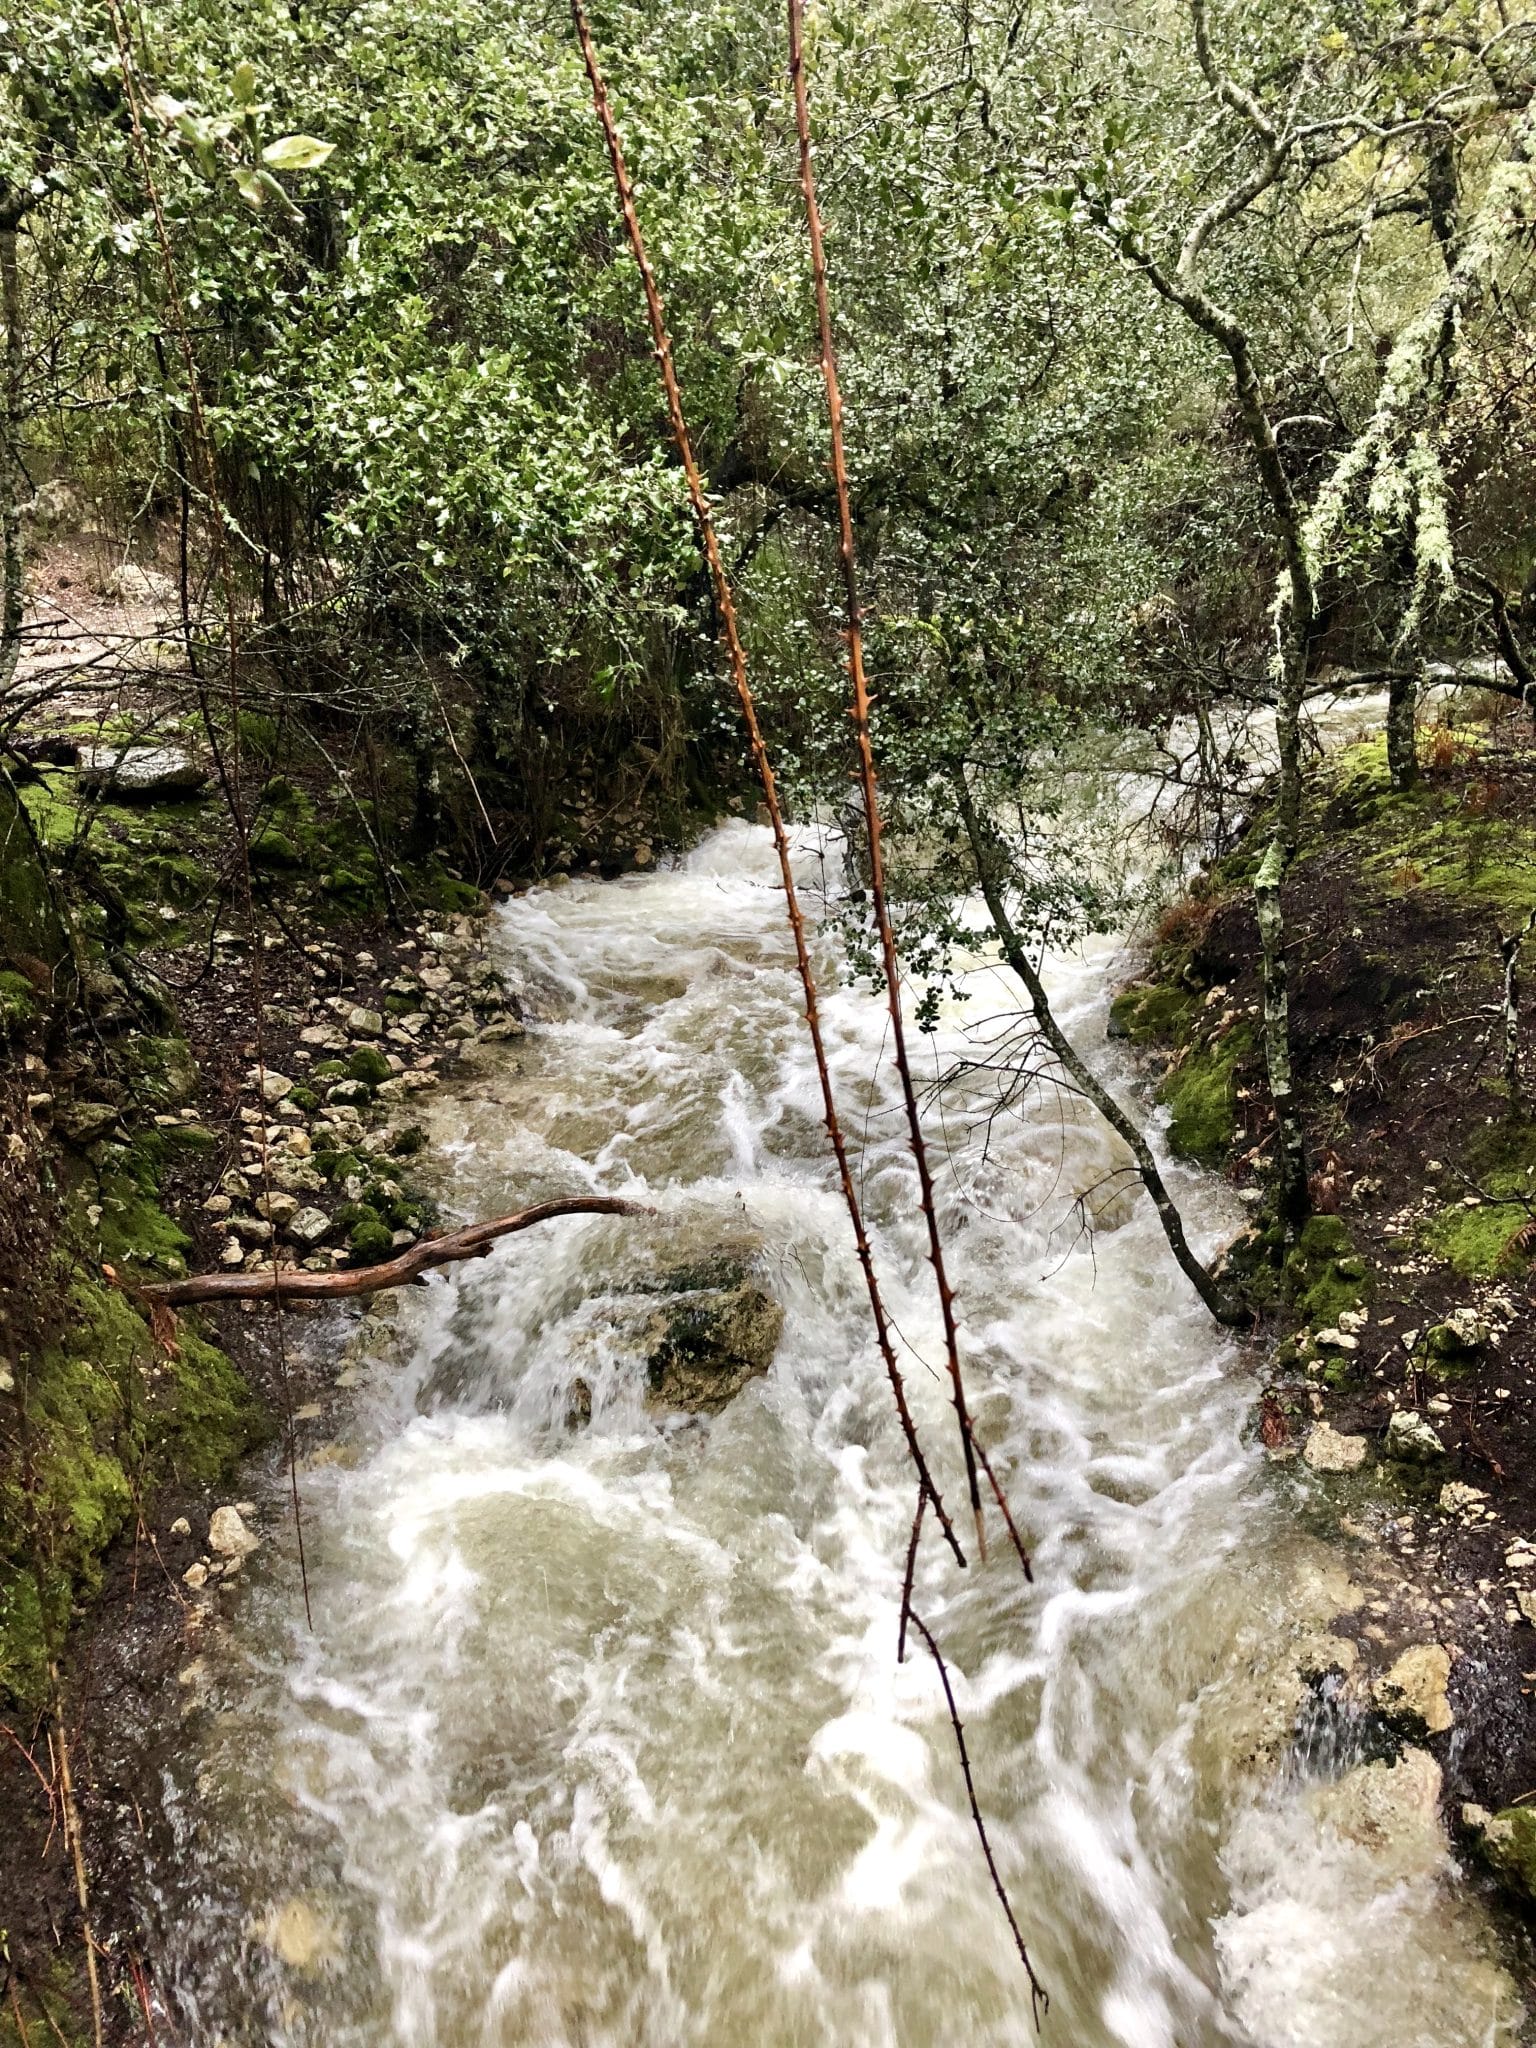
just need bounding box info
[1386,666,1420,791]
[953,770,1247,1326]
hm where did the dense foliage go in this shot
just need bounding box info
[3,0,1534,964]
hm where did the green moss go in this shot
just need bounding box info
[287,1085,321,1113]
[1279,1214,1371,1326]
[1418,1124,1536,1276]
[136,850,207,905]
[320,867,377,903]
[1426,1201,1530,1277]
[348,1218,394,1262]
[1470,1805,1536,1905]
[347,1045,392,1087]
[1159,1026,1253,1166]
[312,1060,347,1080]
[86,1136,194,1278]
[1224,1211,1371,1329]
[0,966,39,1029]
[0,1957,90,2046]
[124,1033,199,1108]
[163,1121,220,1152]
[250,828,302,869]
[426,871,482,914]
[1112,981,1197,1045]
[1,1268,265,1704]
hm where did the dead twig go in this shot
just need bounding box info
[787,0,992,1556]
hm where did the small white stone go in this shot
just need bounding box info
[1304,1423,1369,1473]
[208,1506,260,1559]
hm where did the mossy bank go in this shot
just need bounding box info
[1114,710,1536,1938]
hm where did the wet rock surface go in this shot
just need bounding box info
[631,1249,786,1413]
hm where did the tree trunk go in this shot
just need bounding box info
[1254,838,1310,1229]
[1,201,25,699]
[954,771,1248,1326]
[1274,625,1310,858]
[1500,913,1535,1121]
[1387,667,1419,791]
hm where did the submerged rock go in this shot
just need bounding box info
[1310,1745,1445,1881]
[253,1897,341,1974]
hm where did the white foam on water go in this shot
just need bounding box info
[162,817,1519,2047]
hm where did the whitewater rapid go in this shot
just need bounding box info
[150,821,1517,2047]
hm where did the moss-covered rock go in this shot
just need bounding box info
[123,1033,199,1108]
[346,1045,392,1087]
[347,1217,395,1263]
[1464,1803,1536,1906]
[1109,981,1197,1045]
[1160,1026,1253,1166]
[0,966,40,1032]
[250,828,302,869]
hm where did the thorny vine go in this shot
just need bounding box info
[571,0,1047,2015]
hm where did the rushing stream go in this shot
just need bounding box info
[149,819,1519,2048]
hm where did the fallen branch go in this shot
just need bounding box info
[132,1197,650,1309]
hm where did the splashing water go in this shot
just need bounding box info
[147,822,1518,2048]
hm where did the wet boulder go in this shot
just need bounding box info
[1463,1803,1536,1905]
[78,743,206,799]
[633,1248,785,1414]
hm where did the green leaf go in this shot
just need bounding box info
[261,134,335,171]
[256,168,304,218]
[232,60,257,105]
[232,167,266,210]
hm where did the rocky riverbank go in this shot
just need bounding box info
[0,541,711,2040]
[1113,706,1536,1955]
